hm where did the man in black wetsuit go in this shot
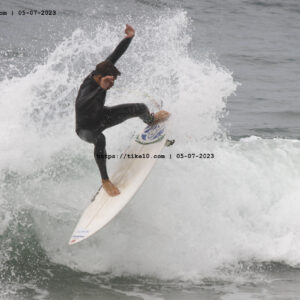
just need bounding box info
[75,24,169,196]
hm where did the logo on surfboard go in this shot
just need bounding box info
[135,123,166,145]
[70,229,90,244]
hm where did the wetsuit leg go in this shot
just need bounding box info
[77,129,109,180]
[77,103,153,181]
[101,103,154,129]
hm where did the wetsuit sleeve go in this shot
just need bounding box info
[105,37,133,65]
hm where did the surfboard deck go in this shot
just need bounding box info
[69,122,168,245]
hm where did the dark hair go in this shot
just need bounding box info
[95,61,121,77]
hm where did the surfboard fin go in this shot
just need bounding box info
[165,139,175,147]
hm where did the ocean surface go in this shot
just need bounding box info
[0,0,300,299]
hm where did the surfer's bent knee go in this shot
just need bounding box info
[136,103,148,113]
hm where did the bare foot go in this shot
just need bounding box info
[102,179,120,197]
[153,110,170,124]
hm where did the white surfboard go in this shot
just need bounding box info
[69,122,168,245]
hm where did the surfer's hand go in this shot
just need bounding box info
[102,179,120,197]
[153,110,170,124]
[125,24,135,38]
[100,76,115,90]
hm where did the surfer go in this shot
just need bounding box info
[75,24,169,196]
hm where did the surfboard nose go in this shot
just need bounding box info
[69,229,90,245]
[69,238,78,245]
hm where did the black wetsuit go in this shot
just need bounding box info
[75,37,153,180]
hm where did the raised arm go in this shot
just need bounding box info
[105,24,135,65]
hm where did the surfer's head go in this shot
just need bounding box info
[93,61,121,90]
[95,61,121,79]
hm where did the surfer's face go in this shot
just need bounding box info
[94,75,117,90]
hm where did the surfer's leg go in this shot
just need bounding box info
[77,129,109,180]
[93,133,120,196]
[77,129,120,196]
[102,103,154,129]
[93,132,109,180]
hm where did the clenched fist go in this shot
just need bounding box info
[125,24,135,38]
